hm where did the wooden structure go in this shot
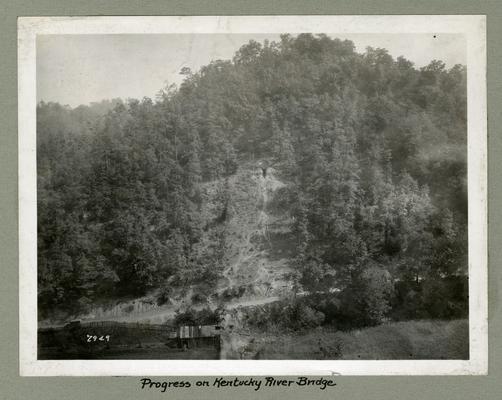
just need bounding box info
[176,324,222,349]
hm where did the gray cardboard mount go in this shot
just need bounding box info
[1,1,501,399]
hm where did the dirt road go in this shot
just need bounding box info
[82,295,280,325]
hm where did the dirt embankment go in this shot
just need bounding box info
[218,165,293,300]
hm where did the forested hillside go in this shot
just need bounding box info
[38,34,468,328]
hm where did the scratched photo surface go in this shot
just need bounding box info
[35,31,469,361]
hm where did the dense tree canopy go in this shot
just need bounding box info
[38,34,467,323]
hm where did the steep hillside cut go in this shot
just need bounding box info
[215,164,294,300]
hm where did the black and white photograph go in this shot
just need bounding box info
[18,16,487,376]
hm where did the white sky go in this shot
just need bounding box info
[37,33,466,108]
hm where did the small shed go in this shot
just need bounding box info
[177,324,222,338]
[175,325,222,349]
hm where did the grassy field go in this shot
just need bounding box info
[251,319,469,360]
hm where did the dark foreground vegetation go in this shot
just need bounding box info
[38,34,468,332]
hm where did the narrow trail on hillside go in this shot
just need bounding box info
[80,295,281,325]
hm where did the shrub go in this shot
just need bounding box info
[156,287,171,306]
[196,307,224,325]
[242,298,324,332]
[174,308,197,326]
[221,286,245,300]
[173,307,224,327]
[421,276,468,319]
[287,301,325,330]
[339,265,394,327]
[310,295,341,325]
[191,292,207,304]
